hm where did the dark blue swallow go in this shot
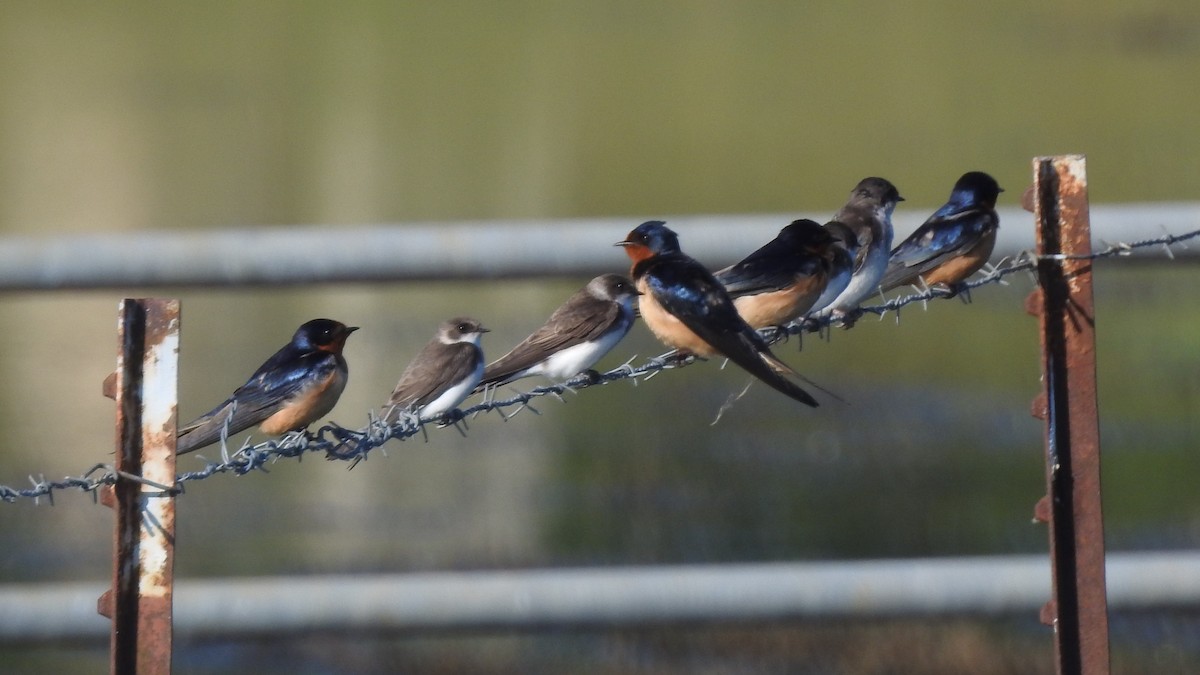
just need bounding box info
[881,171,1003,293]
[616,220,819,407]
[177,318,358,454]
[712,219,837,330]
[478,274,638,390]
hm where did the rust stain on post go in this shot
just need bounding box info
[100,299,179,674]
[1031,155,1110,674]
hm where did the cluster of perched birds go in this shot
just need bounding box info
[176,171,1003,455]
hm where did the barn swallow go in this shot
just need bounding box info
[712,219,837,330]
[381,317,488,424]
[812,177,904,320]
[880,171,1003,293]
[616,220,819,407]
[177,318,357,454]
[478,274,638,390]
[805,220,859,318]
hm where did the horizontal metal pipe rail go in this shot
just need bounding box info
[0,203,1196,290]
[3,551,1198,643]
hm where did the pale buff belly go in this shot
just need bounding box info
[637,288,718,357]
[732,279,822,329]
[921,231,997,286]
[259,369,347,435]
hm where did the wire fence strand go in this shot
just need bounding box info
[3,226,1198,504]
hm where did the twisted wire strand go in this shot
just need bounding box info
[4,227,1197,504]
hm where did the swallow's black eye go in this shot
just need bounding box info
[457,323,470,333]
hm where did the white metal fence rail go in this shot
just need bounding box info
[3,551,1198,643]
[0,203,1196,289]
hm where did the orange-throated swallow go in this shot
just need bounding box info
[880,171,1003,293]
[713,219,837,329]
[381,317,488,424]
[812,177,904,320]
[478,274,638,390]
[616,220,819,407]
[806,220,859,319]
[177,318,357,454]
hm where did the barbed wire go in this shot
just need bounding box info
[854,226,1198,321]
[3,226,1198,504]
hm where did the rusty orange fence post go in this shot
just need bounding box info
[1028,155,1111,675]
[98,299,180,674]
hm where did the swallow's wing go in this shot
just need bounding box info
[881,208,998,289]
[385,342,480,414]
[834,207,877,274]
[646,257,818,407]
[715,246,826,298]
[177,349,337,454]
[480,297,624,387]
[807,251,854,317]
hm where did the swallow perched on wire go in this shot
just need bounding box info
[880,171,1004,293]
[812,177,904,321]
[477,274,638,390]
[177,318,358,454]
[381,317,488,424]
[616,220,819,407]
[713,219,837,330]
[805,220,859,319]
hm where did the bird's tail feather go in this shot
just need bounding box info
[176,399,258,455]
[761,352,846,405]
[722,347,818,407]
[176,413,227,455]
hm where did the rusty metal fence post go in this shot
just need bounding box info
[1028,155,1111,674]
[97,299,180,674]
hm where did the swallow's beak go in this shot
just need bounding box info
[327,325,359,352]
[614,240,632,247]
